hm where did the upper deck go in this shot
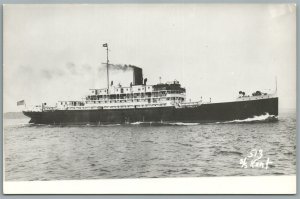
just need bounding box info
[84,80,186,105]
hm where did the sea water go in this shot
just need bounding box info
[4,111,296,181]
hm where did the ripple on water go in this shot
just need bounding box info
[3,111,296,180]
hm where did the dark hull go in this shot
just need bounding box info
[23,97,278,125]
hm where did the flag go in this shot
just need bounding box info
[103,43,108,47]
[17,100,25,106]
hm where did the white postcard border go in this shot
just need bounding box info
[3,176,296,194]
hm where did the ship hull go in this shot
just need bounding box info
[23,97,278,125]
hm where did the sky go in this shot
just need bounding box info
[4,4,296,112]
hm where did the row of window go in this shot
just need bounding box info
[86,99,154,104]
[87,91,185,100]
[59,97,184,107]
[92,86,153,94]
[87,93,158,100]
[85,97,184,104]
[60,103,169,110]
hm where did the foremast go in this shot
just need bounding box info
[103,43,109,93]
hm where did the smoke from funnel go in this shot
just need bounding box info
[101,63,143,86]
[103,64,142,72]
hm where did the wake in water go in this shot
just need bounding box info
[217,113,278,124]
[129,113,278,126]
[130,121,200,126]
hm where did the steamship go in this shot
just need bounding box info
[22,44,278,124]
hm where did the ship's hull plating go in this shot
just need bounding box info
[23,97,278,124]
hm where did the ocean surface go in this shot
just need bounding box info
[4,111,296,181]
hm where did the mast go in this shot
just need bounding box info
[103,43,109,91]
